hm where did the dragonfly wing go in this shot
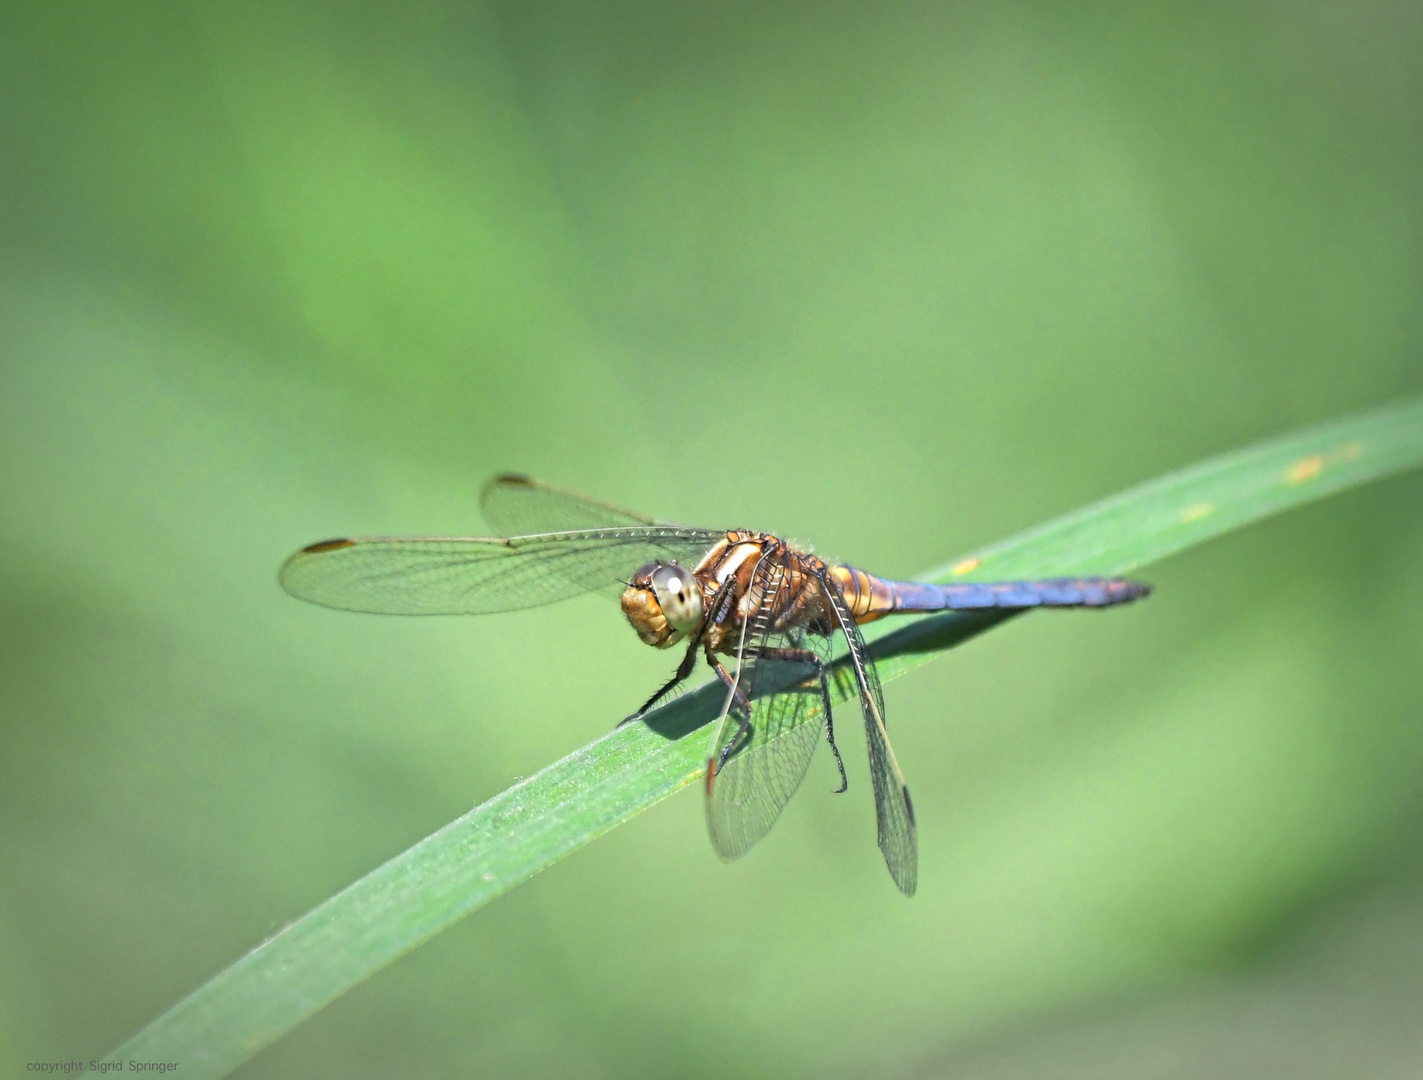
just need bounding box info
[279,527,721,615]
[823,572,918,896]
[480,474,669,534]
[705,558,832,862]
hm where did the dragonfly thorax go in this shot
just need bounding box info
[621,560,705,648]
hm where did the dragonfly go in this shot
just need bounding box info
[280,475,1150,896]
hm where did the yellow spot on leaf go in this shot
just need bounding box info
[951,557,981,575]
[1341,441,1363,461]
[1180,502,1214,523]
[1285,455,1325,484]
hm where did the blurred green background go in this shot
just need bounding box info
[3,2,1422,1076]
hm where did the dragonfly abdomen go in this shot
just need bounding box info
[883,576,1150,612]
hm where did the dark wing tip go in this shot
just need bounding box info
[302,538,356,554]
[491,473,535,487]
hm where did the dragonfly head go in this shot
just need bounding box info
[621,561,704,648]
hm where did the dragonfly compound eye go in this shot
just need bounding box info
[650,562,704,634]
[621,562,675,648]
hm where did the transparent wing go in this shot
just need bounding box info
[480,474,667,534]
[279,527,721,615]
[823,572,918,896]
[705,558,833,862]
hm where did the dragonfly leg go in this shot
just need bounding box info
[704,573,762,777]
[744,646,847,794]
[707,575,740,627]
[708,656,753,770]
[619,637,701,726]
[620,577,736,727]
